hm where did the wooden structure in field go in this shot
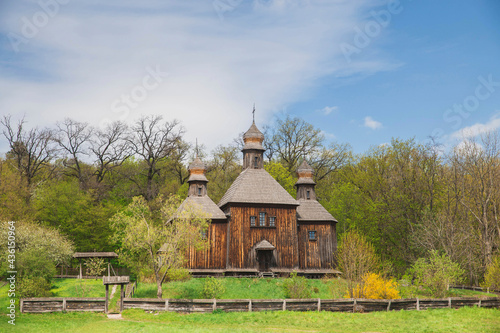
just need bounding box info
[179,119,339,277]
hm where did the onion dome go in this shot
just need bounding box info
[295,160,316,185]
[188,157,208,182]
[242,121,265,151]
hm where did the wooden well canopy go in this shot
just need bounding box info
[73,252,119,279]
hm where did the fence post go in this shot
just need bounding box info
[20,299,23,313]
[478,299,481,308]
[448,297,451,308]
[213,299,216,312]
[317,298,321,312]
[353,299,357,313]
[416,298,420,311]
[63,298,67,312]
[283,299,286,311]
[387,301,391,311]
[248,300,252,312]
[165,299,169,312]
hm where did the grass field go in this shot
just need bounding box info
[0,306,498,332]
[1,279,499,332]
[133,277,495,300]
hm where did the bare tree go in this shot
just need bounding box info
[310,143,352,181]
[55,118,93,185]
[269,115,324,172]
[90,121,131,184]
[451,132,500,268]
[1,115,56,187]
[128,115,184,200]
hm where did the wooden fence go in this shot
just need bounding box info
[21,296,500,314]
[20,298,106,313]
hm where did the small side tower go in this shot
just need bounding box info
[295,160,316,201]
[187,157,208,197]
[242,119,265,169]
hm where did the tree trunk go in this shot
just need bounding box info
[156,279,163,298]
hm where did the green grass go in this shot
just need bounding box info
[136,277,347,299]
[0,307,498,332]
[134,277,497,300]
[50,278,105,298]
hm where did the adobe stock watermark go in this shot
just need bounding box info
[7,0,70,53]
[6,221,17,325]
[100,65,168,128]
[430,74,500,140]
[212,0,243,21]
[340,0,411,63]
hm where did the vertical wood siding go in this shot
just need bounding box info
[298,223,337,269]
[227,205,299,269]
[185,222,227,269]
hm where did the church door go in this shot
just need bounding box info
[257,250,273,271]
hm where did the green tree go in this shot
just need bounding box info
[482,253,500,292]
[410,250,464,298]
[264,162,297,197]
[32,179,117,251]
[111,195,209,298]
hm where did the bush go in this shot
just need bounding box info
[409,250,464,298]
[348,273,399,299]
[85,257,107,279]
[18,249,56,282]
[283,272,311,299]
[18,277,52,298]
[482,254,500,292]
[166,268,191,282]
[202,277,225,299]
[336,230,380,298]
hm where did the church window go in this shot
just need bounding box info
[254,156,259,168]
[198,186,202,196]
[259,212,266,226]
[308,230,317,241]
[201,229,207,239]
[306,190,310,200]
[250,216,256,227]
[269,216,276,227]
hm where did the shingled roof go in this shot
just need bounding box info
[178,196,227,220]
[218,168,299,207]
[296,199,337,222]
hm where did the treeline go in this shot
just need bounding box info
[1,114,499,284]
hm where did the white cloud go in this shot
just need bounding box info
[449,112,500,140]
[364,116,382,130]
[319,106,338,116]
[0,0,391,154]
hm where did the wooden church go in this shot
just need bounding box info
[180,119,339,277]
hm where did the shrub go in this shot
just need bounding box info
[85,257,107,279]
[166,268,191,282]
[348,273,399,299]
[18,249,56,283]
[202,277,225,299]
[283,272,311,299]
[409,250,464,298]
[18,277,51,298]
[336,230,380,298]
[482,254,500,292]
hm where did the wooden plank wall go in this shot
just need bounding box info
[21,296,500,313]
[185,222,227,269]
[227,205,299,269]
[298,223,337,269]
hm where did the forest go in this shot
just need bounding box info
[0,113,499,285]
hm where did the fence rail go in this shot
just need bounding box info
[21,296,500,314]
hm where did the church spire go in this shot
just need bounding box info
[242,105,265,169]
[187,152,208,197]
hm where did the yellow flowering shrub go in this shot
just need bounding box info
[346,273,400,299]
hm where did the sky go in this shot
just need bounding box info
[1,0,500,156]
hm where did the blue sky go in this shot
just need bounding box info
[1,0,499,155]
